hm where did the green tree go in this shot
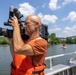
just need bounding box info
[0,37,9,45]
[66,37,74,44]
[48,33,61,45]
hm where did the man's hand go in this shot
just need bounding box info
[9,16,19,27]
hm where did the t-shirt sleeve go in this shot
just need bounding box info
[27,39,48,55]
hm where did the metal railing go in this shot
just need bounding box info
[45,51,76,70]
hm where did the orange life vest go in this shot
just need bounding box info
[11,54,45,75]
[10,37,46,75]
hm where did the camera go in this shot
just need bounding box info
[0,6,49,41]
[4,6,23,26]
[0,6,29,40]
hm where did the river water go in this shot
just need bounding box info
[0,44,76,75]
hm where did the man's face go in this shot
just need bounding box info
[23,19,36,36]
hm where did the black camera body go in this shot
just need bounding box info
[0,6,29,40]
[4,6,23,26]
[0,6,49,41]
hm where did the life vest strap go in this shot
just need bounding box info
[32,69,44,75]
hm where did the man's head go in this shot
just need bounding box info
[24,15,42,36]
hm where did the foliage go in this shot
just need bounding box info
[48,33,61,45]
[48,33,76,45]
[66,37,76,44]
[0,37,9,45]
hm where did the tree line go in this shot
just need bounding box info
[0,33,76,45]
[48,33,76,45]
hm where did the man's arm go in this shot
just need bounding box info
[13,26,34,55]
[9,16,34,55]
[8,38,14,58]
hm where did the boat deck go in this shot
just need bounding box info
[45,63,76,75]
[44,52,76,75]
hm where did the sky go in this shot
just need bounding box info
[0,0,76,38]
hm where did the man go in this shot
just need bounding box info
[9,15,48,75]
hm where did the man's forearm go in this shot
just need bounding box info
[13,26,24,52]
[9,39,14,58]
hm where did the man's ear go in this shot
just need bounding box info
[35,24,38,28]
[35,22,39,28]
